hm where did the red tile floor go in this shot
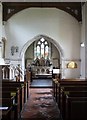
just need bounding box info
[21,88,62,120]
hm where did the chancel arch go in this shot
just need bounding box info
[20,34,64,78]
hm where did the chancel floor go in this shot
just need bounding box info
[30,78,52,88]
[21,88,62,120]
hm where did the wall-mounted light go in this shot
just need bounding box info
[11,46,19,56]
[81,42,85,47]
[67,61,77,69]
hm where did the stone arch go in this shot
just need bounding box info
[20,34,64,79]
[20,34,64,59]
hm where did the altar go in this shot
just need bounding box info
[31,57,52,78]
[31,66,52,78]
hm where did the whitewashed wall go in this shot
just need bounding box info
[25,43,34,66]
[85,2,87,79]
[80,4,86,79]
[0,3,2,42]
[0,3,5,65]
[25,44,34,60]
[0,3,2,60]
[4,8,81,78]
[83,2,87,79]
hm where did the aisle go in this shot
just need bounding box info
[21,88,62,120]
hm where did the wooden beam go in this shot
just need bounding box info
[2,2,83,21]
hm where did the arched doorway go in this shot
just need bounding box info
[20,34,64,79]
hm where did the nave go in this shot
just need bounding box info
[1,70,87,120]
[1,1,87,120]
[1,77,62,120]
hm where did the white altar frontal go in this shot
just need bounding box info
[32,66,52,78]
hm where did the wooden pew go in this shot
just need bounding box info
[2,81,25,111]
[59,79,87,86]
[52,78,59,102]
[58,79,87,107]
[1,79,30,119]
[53,79,87,120]
[2,79,29,102]
[0,88,20,120]
[61,91,87,120]
[2,88,20,118]
[59,86,87,110]
[65,95,87,120]
[1,81,24,118]
[0,97,16,120]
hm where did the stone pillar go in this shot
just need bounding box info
[85,2,87,79]
[81,2,87,79]
[80,3,85,78]
[0,2,2,58]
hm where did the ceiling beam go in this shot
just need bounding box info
[2,2,83,22]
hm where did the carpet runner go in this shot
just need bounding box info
[21,88,62,120]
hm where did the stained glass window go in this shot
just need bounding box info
[34,38,50,59]
[45,46,48,59]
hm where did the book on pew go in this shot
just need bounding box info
[0,107,8,110]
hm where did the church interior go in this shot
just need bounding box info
[0,0,87,120]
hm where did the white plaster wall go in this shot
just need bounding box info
[51,44,60,67]
[0,3,2,42]
[80,4,86,79]
[85,2,87,78]
[64,60,81,78]
[52,44,60,59]
[4,8,81,78]
[25,44,34,59]
[0,3,2,59]
[25,44,34,66]
[0,3,5,65]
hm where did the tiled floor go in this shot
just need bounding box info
[21,88,62,120]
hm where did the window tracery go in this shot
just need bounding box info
[34,37,50,60]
